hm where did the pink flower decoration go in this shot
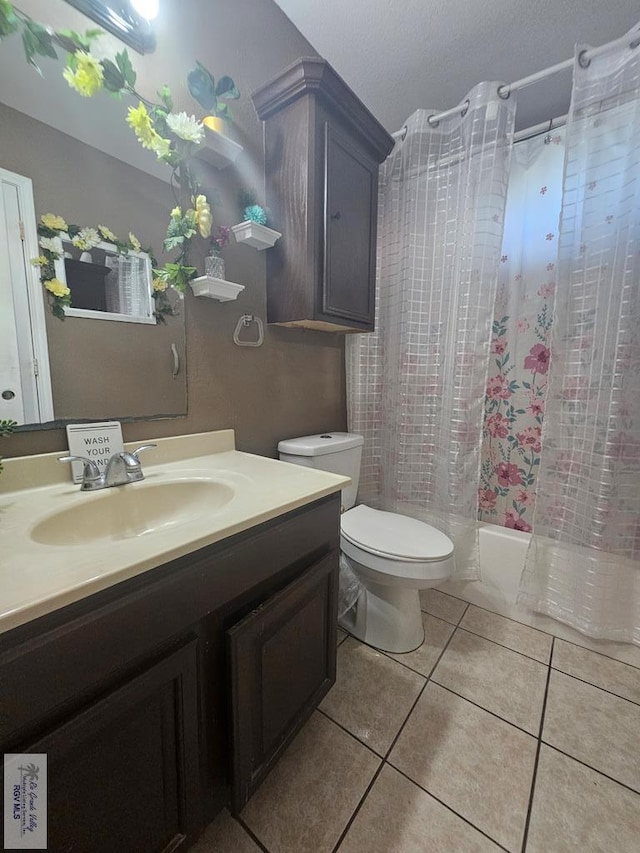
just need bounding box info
[486,413,510,439]
[495,462,523,487]
[524,344,550,374]
[537,282,555,298]
[490,337,507,355]
[527,399,545,417]
[516,490,534,506]
[516,317,530,333]
[540,186,547,195]
[516,426,542,454]
[546,263,555,271]
[486,375,512,400]
[504,510,532,532]
[545,233,554,241]
[478,488,497,511]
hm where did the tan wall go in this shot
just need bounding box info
[3,0,347,459]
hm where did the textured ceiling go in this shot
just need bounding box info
[274,0,640,132]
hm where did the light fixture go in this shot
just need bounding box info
[131,0,159,20]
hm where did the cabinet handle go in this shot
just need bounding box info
[330,211,341,221]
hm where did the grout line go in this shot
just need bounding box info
[316,706,388,760]
[557,635,640,672]
[550,665,640,707]
[388,763,512,853]
[235,814,271,853]
[540,742,640,798]
[429,678,539,739]
[419,598,469,627]
[444,593,560,640]
[520,636,555,853]
[330,624,460,853]
[456,624,552,665]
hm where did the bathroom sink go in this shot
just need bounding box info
[30,479,235,546]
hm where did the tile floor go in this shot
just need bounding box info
[192,588,640,853]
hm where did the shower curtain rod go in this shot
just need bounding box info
[391,23,640,140]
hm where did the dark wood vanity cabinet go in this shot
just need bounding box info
[252,58,394,332]
[0,495,340,852]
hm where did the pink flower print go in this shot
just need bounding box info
[516,317,530,333]
[526,398,545,418]
[609,432,640,462]
[492,213,501,223]
[516,490,534,506]
[478,488,498,511]
[537,282,555,298]
[546,263,555,271]
[524,344,550,374]
[561,376,588,401]
[516,425,542,454]
[486,375,512,400]
[486,413,510,439]
[495,462,523,488]
[504,510,532,532]
[514,273,522,281]
[552,135,562,144]
[490,337,507,355]
[540,186,547,195]
[588,181,597,191]
[500,255,508,263]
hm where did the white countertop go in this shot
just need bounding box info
[0,430,349,635]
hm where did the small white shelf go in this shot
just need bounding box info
[190,276,245,301]
[196,126,243,169]
[232,220,282,250]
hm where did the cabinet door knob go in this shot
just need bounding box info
[330,211,341,221]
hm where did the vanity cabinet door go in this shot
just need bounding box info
[228,550,338,812]
[24,640,201,853]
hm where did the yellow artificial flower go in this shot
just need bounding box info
[98,225,117,243]
[44,278,71,298]
[62,52,104,97]
[41,213,67,232]
[129,232,141,252]
[30,255,49,267]
[194,194,212,238]
[152,277,168,292]
[170,206,181,219]
[126,102,171,160]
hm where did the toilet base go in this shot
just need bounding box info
[340,581,425,654]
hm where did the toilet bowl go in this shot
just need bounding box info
[278,433,454,653]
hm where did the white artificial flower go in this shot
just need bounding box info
[72,227,101,251]
[39,236,61,253]
[166,112,205,144]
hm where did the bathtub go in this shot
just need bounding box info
[439,521,640,665]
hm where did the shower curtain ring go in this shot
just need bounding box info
[497,84,511,100]
[578,49,591,68]
[460,99,470,118]
[427,114,440,128]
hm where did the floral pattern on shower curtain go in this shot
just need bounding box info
[478,129,566,532]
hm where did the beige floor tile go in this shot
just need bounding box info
[190,809,261,853]
[543,670,640,792]
[384,612,455,676]
[338,764,501,853]
[432,629,548,733]
[241,712,380,853]
[526,746,640,852]
[460,605,552,663]
[419,588,468,625]
[552,640,640,705]
[320,637,425,754]
[389,682,537,852]
[560,632,640,670]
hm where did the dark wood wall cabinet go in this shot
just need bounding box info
[252,57,394,333]
[0,495,341,852]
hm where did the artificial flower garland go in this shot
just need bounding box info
[0,2,240,310]
[32,213,174,321]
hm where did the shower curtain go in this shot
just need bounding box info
[519,33,640,643]
[347,82,516,579]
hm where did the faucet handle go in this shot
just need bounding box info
[59,455,103,490]
[130,443,157,462]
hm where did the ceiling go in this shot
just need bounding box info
[274,0,640,132]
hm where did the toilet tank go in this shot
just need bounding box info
[277,432,364,510]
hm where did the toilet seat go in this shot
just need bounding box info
[341,505,454,562]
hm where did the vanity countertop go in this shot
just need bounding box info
[0,430,349,635]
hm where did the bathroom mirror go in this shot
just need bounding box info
[0,0,187,428]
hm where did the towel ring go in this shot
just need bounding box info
[233,314,264,347]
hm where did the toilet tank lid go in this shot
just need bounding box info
[278,432,364,457]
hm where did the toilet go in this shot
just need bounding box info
[278,432,454,653]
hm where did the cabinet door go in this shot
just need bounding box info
[25,640,201,853]
[322,123,377,328]
[228,550,338,812]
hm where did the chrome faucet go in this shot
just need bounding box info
[59,444,157,491]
